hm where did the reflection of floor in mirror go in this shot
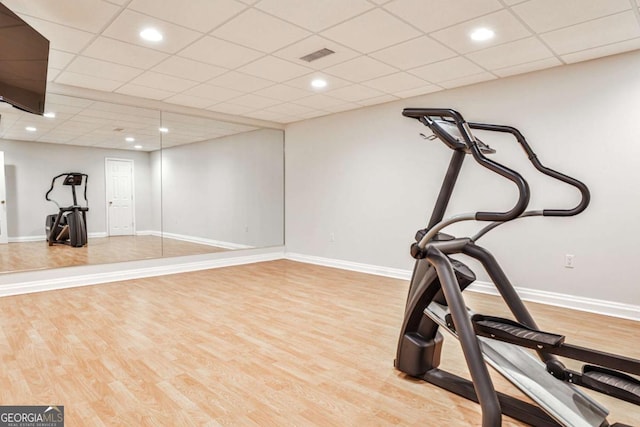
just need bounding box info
[0,235,229,274]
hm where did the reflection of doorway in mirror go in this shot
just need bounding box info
[105,158,135,236]
[0,152,7,244]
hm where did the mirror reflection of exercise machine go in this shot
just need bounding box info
[396,108,639,427]
[45,172,89,247]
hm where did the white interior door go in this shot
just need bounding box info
[0,152,7,244]
[105,158,135,236]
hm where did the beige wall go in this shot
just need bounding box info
[285,49,640,306]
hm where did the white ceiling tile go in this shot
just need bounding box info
[492,57,562,77]
[264,103,316,116]
[244,109,291,122]
[47,67,62,81]
[370,36,456,69]
[178,36,264,68]
[163,94,215,109]
[212,9,311,53]
[384,0,503,33]
[15,15,94,53]
[83,37,169,69]
[409,56,484,83]
[273,35,360,69]
[326,84,386,102]
[255,0,373,32]
[324,56,397,81]
[297,109,331,119]
[128,0,247,33]
[362,72,431,93]
[512,0,631,33]
[227,94,281,109]
[46,94,94,107]
[561,38,640,64]
[152,57,227,82]
[182,84,243,102]
[323,102,362,113]
[115,83,175,100]
[294,94,344,109]
[284,73,351,91]
[466,37,553,70]
[66,56,143,82]
[320,9,420,53]
[395,85,442,98]
[439,72,496,89]
[431,10,532,54]
[2,0,121,32]
[48,49,76,69]
[130,71,199,92]
[238,56,312,82]
[55,71,123,92]
[357,94,399,106]
[253,84,313,101]
[541,12,640,55]
[207,71,274,92]
[103,10,203,54]
[208,103,256,115]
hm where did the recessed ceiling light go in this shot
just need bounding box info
[134,145,143,149]
[43,112,56,118]
[159,127,169,133]
[470,27,495,41]
[140,28,163,42]
[125,137,135,142]
[25,126,36,132]
[311,78,327,89]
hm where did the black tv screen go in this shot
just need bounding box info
[0,3,49,115]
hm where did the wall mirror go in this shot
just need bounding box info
[0,93,284,275]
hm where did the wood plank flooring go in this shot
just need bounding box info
[0,236,228,274]
[0,260,638,426]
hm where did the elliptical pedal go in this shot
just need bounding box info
[471,314,565,349]
[581,365,640,405]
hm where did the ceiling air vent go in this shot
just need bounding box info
[300,48,335,63]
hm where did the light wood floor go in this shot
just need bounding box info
[0,235,228,274]
[0,260,638,426]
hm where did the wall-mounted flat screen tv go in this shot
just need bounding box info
[0,3,49,115]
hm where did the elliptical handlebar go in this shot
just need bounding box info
[403,108,530,223]
[468,122,590,217]
[45,172,89,208]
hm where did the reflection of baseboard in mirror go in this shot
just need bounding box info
[0,87,284,279]
[0,234,231,274]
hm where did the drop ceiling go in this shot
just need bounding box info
[3,0,640,125]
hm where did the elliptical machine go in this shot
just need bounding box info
[396,108,639,427]
[45,172,89,247]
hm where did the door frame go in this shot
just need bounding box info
[105,157,136,236]
[0,151,7,244]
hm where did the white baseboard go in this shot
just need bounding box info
[285,252,412,280]
[285,252,640,322]
[161,231,253,250]
[466,281,640,322]
[9,231,107,243]
[136,230,160,236]
[8,235,45,243]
